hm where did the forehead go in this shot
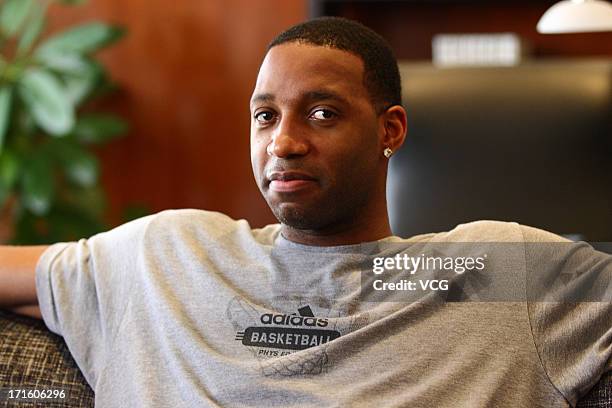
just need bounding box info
[251,43,369,106]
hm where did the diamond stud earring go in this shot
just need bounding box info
[383,147,393,158]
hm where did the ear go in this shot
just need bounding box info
[379,105,407,157]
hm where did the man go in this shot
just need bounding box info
[0,17,610,407]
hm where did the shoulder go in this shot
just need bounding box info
[423,220,522,242]
[145,209,281,246]
[150,209,242,235]
[422,220,569,243]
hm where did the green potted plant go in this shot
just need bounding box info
[0,0,127,244]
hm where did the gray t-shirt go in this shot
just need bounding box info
[35,209,612,407]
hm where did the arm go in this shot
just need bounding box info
[0,245,49,319]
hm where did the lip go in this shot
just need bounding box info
[270,179,316,192]
[267,171,317,193]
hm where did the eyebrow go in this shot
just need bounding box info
[250,93,274,105]
[305,91,348,105]
[250,90,349,107]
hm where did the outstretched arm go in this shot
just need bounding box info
[0,245,48,318]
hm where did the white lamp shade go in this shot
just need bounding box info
[537,0,612,33]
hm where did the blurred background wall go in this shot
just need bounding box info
[310,1,612,59]
[46,0,611,231]
[47,0,307,228]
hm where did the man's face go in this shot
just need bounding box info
[250,43,383,231]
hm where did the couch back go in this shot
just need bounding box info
[0,311,94,407]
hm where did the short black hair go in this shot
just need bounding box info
[268,16,401,113]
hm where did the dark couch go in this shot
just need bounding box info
[0,310,611,407]
[0,311,94,407]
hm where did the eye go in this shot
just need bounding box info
[254,110,275,125]
[309,109,337,121]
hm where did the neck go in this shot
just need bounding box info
[279,199,393,247]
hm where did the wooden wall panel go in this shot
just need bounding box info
[48,0,307,228]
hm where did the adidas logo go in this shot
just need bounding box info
[259,305,329,328]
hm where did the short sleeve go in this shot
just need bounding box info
[523,225,612,406]
[35,214,156,387]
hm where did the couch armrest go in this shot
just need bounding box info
[0,310,94,407]
[578,371,612,407]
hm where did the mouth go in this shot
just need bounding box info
[267,171,317,193]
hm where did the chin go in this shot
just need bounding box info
[272,202,326,230]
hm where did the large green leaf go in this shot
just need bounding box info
[64,74,97,105]
[55,59,105,105]
[20,155,54,215]
[0,149,19,206]
[0,86,12,152]
[0,149,18,187]
[73,113,127,144]
[38,54,107,104]
[16,1,46,56]
[18,68,75,135]
[0,0,34,38]
[53,141,99,187]
[37,52,92,75]
[36,22,124,56]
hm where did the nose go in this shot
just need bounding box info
[267,117,309,158]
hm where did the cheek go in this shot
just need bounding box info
[340,141,380,186]
[250,134,268,181]
[331,126,379,168]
